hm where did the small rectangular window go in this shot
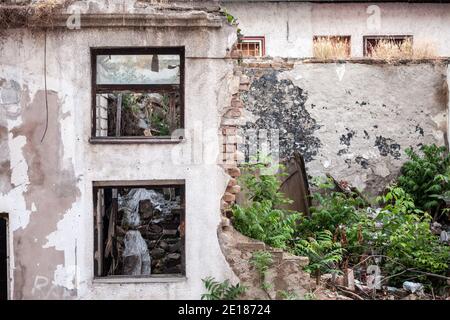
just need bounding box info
[93,181,185,279]
[364,35,413,57]
[91,48,184,143]
[236,37,265,57]
[313,36,351,59]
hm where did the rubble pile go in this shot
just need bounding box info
[116,188,183,275]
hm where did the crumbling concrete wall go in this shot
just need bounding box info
[0,0,239,300]
[238,61,448,195]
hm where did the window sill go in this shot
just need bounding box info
[89,137,184,144]
[93,275,187,284]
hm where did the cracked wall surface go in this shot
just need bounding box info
[239,61,448,195]
[0,1,239,299]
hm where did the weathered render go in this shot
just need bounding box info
[223,1,450,58]
[0,0,240,300]
[237,61,449,195]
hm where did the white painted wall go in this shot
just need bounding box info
[0,22,239,299]
[224,2,450,58]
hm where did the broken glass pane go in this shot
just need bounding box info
[96,54,180,85]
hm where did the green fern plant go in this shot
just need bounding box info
[233,201,300,249]
[201,277,246,300]
[294,230,344,285]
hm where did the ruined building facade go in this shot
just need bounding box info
[0,0,449,300]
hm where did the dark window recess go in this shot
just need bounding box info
[0,215,7,300]
[91,48,185,141]
[93,183,185,278]
[364,35,413,56]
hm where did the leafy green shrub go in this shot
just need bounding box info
[294,230,344,284]
[201,277,246,300]
[240,160,292,207]
[298,177,366,235]
[232,159,300,249]
[233,201,300,249]
[376,188,449,283]
[398,144,450,214]
[347,187,450,286]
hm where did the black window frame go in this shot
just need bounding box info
[90,47,185,144]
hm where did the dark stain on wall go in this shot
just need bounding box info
[355,156,369,169]
[374,136,401,159]
[11,90,80,299]
[339,129,355,147]
[240,70,321,161]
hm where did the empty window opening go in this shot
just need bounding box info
[93,182,185,278]
[0,213,8,300]
[313,36,351,59]
[364,35,413,57]
[91,48,185,142]
[236,37,265,57]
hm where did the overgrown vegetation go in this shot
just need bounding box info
[201,277,246,300]
[250,250,274,293]
[231,146,450,298]
[397,145,450,217]
[232,161,299,249]
[295,230,344,285]
[313,36,350,60]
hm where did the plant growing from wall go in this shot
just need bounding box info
[250,250,274,294]
[294,230,344,285]
[278,290,298,300]
[201,277,246,300]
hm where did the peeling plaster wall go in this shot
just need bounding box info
[0,22,238,299]
[224,2,450,58]
[240,62,448,195]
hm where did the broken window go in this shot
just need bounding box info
[93,182,185,278]
[236,37,265,57]
[91,48,184,142]
[0,213,7,300]
[313,36,351,58]
[363,35,413,56]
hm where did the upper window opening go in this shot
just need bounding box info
[236,37,265,57]
[364,35,413,57]
[313,36,351,59]
[91,47,184,142]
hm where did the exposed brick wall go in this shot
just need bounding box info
[219,69,249,214]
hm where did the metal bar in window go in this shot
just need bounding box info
[115,94,122,137]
